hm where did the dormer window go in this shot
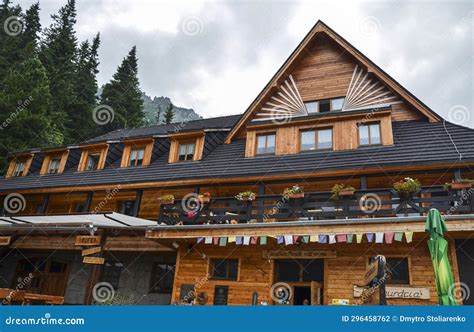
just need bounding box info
[129,148,145,166]
[359,122,381,146]
[86,153,100,171]
[178,142,195,161]
[256,133,276,155]
[12,161,26,177]
[120,139,154,168]
[47,157,61,174]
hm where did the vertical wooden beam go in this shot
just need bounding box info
[454,169,461,181]
[257,183,265,223]
[38,194,49,214]
[132,190,143,217]
[360,176,367,190]
[83,231,107,305]
[83,192,93,213]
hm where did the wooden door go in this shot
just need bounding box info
[14,259,69,296]
[311,281,322,305]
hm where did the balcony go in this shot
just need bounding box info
[157,186,474,226]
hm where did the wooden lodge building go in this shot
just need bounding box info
[0,21,473,306]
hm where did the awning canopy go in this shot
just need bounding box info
[0,212,156,230]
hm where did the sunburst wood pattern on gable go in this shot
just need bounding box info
[253,75,308,122]
[342,65,401,111]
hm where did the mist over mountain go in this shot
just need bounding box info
[141,92,201,125]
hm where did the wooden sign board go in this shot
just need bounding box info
[353,285,430,300]
[83,256,105,265]
[364,260,379,285]
[81,246,102,256]
[263,250,337,259]
[0,236,11,246]
[75,236,101,246]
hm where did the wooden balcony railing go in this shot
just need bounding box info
[157,186,474,225]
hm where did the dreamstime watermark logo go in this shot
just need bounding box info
[449,282,470,303]
[359,193,381,214]
[3,193,26,214]
[181,193,201,213]
[358,16,381,37]
[181,16,204,36]
[92,105,114,125]
[173,112,201,133]
[92,185,120,214]
[92,282,115,303]
[0,97,33,130]
[270,282,292,304]
[3,16,24,36]
[447,105,471,126]
[2,273,33,304]
[270,109,292,125]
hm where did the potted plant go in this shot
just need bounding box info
[198,192,211,203]
[393,177,421,198]
[283,185,304,199]
[444,179,473,191]
[235,191,256,202]
[159,194,175,205]
[331,184,355,199]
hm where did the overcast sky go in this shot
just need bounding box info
[17,0,474,128]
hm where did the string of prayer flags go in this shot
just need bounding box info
[198,231,418,246]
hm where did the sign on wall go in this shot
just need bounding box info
[0,236,11,246]
[263,250,337,259]
[81,246,102,256]
[83,256,105,265]
[75,235,101,246]
[353,285,430,300]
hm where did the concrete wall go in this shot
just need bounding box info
[0,250,174,305]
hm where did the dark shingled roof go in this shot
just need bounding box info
[1,120,474,191]
[86,114,241,143]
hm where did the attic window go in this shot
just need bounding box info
[178,142,195,161]
[319,100,330,113]
[129,148,145,166]
[47,158,61,174]
[12,161,26,177]
[256,133,276,155]
[86,153,100,171]
[78,144,109,172]
[359,122,381,146]
[304,97,345,114]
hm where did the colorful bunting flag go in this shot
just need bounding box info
[250,236,258,245]
[336,234,347,243]
[319,235,328,244]
[385,232,394,244]
[405,231,413,243]
[356,234,363,243]
[236,236,243,245]
[228,236,236,243]
[347,234,354,243]
[213,237,219,245]
[243,236,250,245]
[302,236,309,243]
[197,237,204,244]
[329,235,336,244]
[260,236,267,245]
[219,237,227,246]
[309,235,318,243]
[366,233,374,243]
[394,232,403,242]
[293,235,300,243]
[284,235,293,245]
[277,236,284,245]
[375,232,384,243]
[205,237,212,244]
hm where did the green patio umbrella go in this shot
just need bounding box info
[425,208,458,305]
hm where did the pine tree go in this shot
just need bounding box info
[0,57,63,173]
[0,0,23,89]
[99,46,144,134]
[163,102,175,124]
[39,0,78,142]
[20,2,41,58]
[69,33,101,141]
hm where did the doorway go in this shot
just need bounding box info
[455,240,474,305]
[293,286,311,305]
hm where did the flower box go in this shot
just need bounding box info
[160,200,175,205]
[338,190,354,197]
[198,197,211,203]
[288,192,304,199]
[450,182,473,190]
